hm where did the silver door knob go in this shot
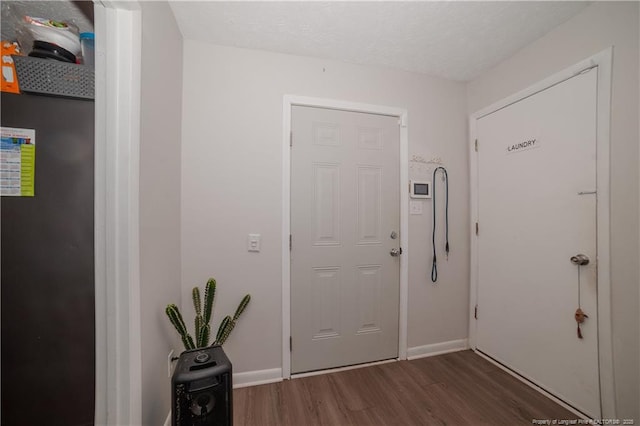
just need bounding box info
[570,254,589,266]
[390,248,402,257]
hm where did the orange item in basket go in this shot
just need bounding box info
[1,41,21,94]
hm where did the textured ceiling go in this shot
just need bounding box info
[1,1,94,43]
[169,1,589,82]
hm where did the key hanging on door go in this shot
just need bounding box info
[575,307,588,339]
[570,254,590,339]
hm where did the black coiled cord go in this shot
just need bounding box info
[431,166,449,283]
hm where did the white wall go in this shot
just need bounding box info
[139,2,183,425]
[467,2,639,419]
[181,42,469,373]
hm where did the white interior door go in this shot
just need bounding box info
[290,105,400,374]
[475,69,600,417]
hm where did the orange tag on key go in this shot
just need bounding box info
[1,41,21,94]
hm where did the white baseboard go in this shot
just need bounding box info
[407,338,469,360]
[233,367,283,389]
[164,411,171,426]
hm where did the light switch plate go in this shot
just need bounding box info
[248,234,261,252]
[410,200,423,215]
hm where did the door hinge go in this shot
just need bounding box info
[475,222,479,236]
[474,139,478,152]
[474,305,478,320]
[289,234,292,251]
[290,131,293,147]
[289,336,292,352]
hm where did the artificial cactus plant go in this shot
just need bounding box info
[165,278,251,351]
[215,293,251,345]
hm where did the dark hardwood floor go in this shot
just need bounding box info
[233,350,576,425]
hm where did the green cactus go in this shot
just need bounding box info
[193,287,203,340]
[233,294,251,320]
[165,279,250,351]
[194,315,202,342]
[193,287,202,315]
[198,323,210,348]
[214,294,251,345]
[203,279,216,325]
[166,304,195,350]
[215,316,231,344]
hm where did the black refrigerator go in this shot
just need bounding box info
[1,87,95,425]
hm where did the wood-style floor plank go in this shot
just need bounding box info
[233,350,575,425]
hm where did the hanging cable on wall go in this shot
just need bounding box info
[431,166,449,283]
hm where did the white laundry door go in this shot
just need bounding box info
[475,69,599,417]
[290,105,400,374]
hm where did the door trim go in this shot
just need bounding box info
[94,2,142,425]
[282,95,409,379]
[468,48,615,417]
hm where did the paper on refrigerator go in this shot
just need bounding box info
[1,127,35,196]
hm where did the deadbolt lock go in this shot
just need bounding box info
[570,254,590,266]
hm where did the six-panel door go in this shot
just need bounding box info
[291,105,401,374]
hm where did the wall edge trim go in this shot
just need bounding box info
[233,368,283,389]
[406,338,469,360]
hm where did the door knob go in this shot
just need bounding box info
[570,254,589,266]
[390,248,402,257]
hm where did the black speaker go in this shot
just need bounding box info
[172,346,233,426]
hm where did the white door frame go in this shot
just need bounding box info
[282,95,409,379]
[94,2,142,425]
[468,48,615,418]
